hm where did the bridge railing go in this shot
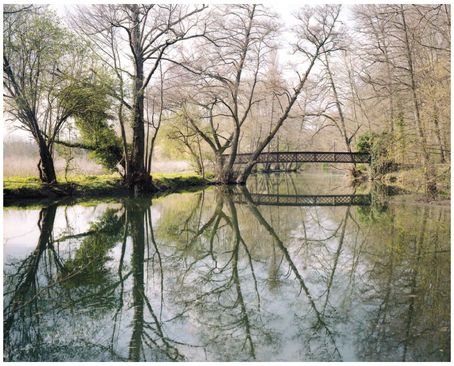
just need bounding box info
[232,193,371,207]
[222,151,371,165]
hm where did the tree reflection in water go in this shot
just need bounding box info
[3,182,450,361]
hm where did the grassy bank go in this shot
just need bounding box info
[380,164,450,199]
[4,172,214,203]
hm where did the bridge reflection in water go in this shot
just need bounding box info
[232,192,371,207]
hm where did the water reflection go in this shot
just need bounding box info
[3,179,450,361]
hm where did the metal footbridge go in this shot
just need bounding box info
[223,151,371,165]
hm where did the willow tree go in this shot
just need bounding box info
[3,6,92,183]
[72,5,207,193]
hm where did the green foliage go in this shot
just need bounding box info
[4,7,71,71]
[4,173,211,191]
[356,131,397,176]
[4,174,122,189]
[394,111,407,164]
[153,191,211,254]
[4,7,95,120]
[4,176,41,186]
[356,185,391,224]
[84,128,123,172]
[395,111,405,129]
[4,6,123,182]
[355,132,374,154]
[59,74,124,172]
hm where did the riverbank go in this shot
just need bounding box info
[4,167,450,207]
[4,172,215,205]
[380,164,450,199]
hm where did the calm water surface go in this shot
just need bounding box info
[3,172,450,361]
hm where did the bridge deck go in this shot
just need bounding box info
[223,151,371,165]
[233,193,371,207]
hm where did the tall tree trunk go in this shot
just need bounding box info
[385,58,395,135]
[369,17,395,134]
[400,5,436,196]
[432,105,446,163]
[128,5,153,194]
[217,6,255,184]
[323,49,358,176]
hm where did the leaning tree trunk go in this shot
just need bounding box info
[36,137,57,184]
[236,41,322,185]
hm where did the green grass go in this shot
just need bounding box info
[4,174,121,190]
[4,172,214,202]
[153,171,214,190]
[3,176,43,190]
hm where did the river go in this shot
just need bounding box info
[3,171,450,361]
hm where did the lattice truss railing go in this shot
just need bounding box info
[233,194,372,207]
[223,152,371,165]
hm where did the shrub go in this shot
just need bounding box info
[356,132,398,177]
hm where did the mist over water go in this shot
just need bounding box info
[3,172,450,361]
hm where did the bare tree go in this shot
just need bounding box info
[236,5,343,184]
[144,64,166,174]
[166,108,207,177]
[354,5,445,192]
[71,4,207,193]
[354,5,397,135]
[162,4,279,183]
[351,4,450,190]
[315,38,365,175]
